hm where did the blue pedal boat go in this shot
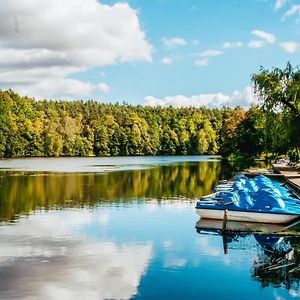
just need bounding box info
[195,175,300,224]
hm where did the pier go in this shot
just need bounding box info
[273,163,300,195]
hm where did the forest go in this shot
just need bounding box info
[0,63,299,159]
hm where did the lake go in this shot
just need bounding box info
[0,156,299,300]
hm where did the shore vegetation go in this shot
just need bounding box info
[0,63,298,160]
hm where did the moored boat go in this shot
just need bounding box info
[196,175,300,224]
[196,206,299,224]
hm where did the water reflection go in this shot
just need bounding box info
[0,156,221,172]
[253,235,300,294]
[0,157,288,300]
[195,219,300,297]
[0,160,234,221]
[0,210,152,300]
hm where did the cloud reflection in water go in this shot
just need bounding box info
[0,210,152,300]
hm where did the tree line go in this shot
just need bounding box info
[0,90,222,157]
[0,63,299,159]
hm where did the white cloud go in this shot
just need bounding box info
[282,4,300,19]
[280,41,298,53]
[251,30,276,44]
[162,37,187,49]
[0,0,152,99]
[194,59,209,66]
[144,96,165,107]
[14,77,96,99]
[192,39,200,45]
[274,0,287,10]
[97,83,110,94]
[222,42,243,49]
[247,40,265,48]
[144,86,257,109]
[195,49,223,57]
[161,57,173,65]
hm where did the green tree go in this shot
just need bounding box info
[252,62,300,117]
[252,62,300,148]
[235,106,266,157]
[219,108,245,157]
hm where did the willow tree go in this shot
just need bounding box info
[251,62,300,117]
[252,62,300,150]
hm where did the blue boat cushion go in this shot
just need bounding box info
[196,174,300,216]
[244,180,258,193]
[232,181,244,191]
[218,191,239,204]
[237,190,254,208]
[252,189,285,210]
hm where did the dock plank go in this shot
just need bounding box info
[272,163,300,194]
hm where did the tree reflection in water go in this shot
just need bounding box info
[0,160,239,222]
[195,219,300,296]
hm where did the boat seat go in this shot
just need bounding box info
[252,189,285,210]
[237,190,254,208]
[232,181,244,191]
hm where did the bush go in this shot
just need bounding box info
[288,148,300,162]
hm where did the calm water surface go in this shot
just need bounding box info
[0,156,299,300]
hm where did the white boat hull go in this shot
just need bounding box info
[196,208,299,224]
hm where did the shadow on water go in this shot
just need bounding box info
[195,219,300,296]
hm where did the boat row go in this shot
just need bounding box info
[195,175,300,224]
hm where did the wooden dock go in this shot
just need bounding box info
[272,163,300,195]
[242,172,284,179]
[242,164,300,195]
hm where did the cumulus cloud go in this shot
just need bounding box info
[280,41,298,53]
[0,0,152,99]
[6,75,96,99]
[251,30,276,44]
[194,59,209,66]
[162,37,187,49]
[97,83,110,94]
[274,0,287,10]
[247,40,265,48]
[222,42,243,49]
[195,49,223,57]
[144,86,257,109]
[161,57,173,65]
[192,39,200,46]
[282,4,300,20]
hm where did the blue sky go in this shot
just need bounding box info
[0,0,299,107]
